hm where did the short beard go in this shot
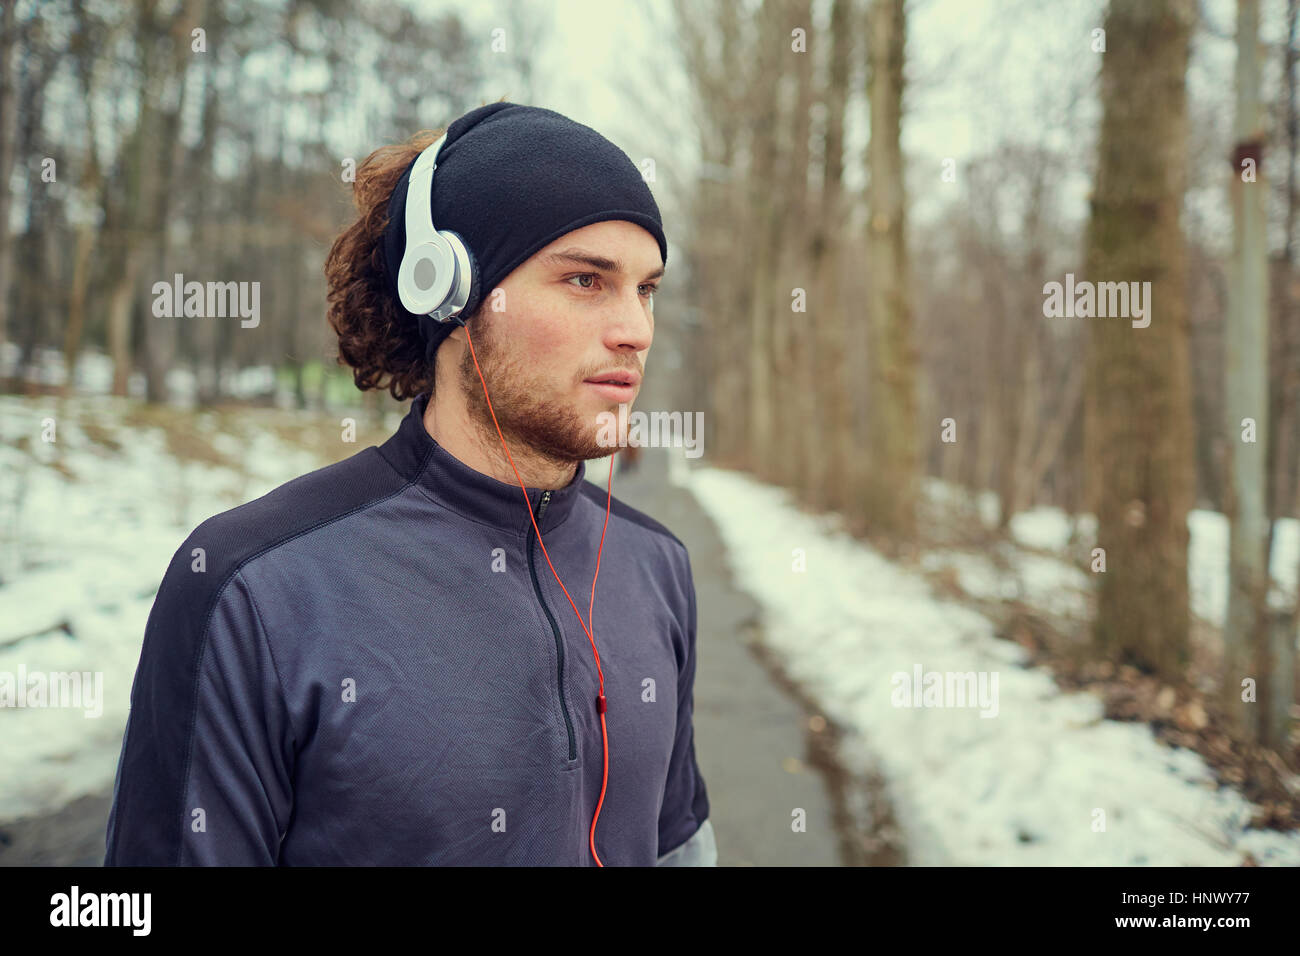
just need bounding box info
[458,317,617,466]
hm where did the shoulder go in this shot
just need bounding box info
[578,479,687,556]
[162,445,413,609]
[576,481,695,624]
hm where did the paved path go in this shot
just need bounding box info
[604,448,874,866]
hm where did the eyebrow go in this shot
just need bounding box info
[542,247,665,282]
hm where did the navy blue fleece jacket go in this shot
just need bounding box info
[104,391,714,866]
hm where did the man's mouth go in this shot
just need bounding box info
[584,380,637,401]
[583,369,642,400]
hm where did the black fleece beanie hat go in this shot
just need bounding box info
[381,101,669,367]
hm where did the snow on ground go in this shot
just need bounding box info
[1006,505,1300,626]
[919,544,1093,622]
[679,463,1300,866]
[919,478,1300,629]
[0,395,335,823]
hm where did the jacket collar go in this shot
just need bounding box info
[379,391,588,536]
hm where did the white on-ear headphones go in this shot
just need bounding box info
[397,132,476,324]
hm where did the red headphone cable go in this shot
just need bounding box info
[462,324,615,867]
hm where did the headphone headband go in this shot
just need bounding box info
[396,132,475,324]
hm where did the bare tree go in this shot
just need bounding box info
[808,0,855,512]
[0,0,19,359]
[861,0,918,541]
[1224,0,1278,744]
[1084,0,1196,680]
[744,0,787,481]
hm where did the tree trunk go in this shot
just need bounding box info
[1083,0,1196,681]
[861,0,917,543]
[0,0,19,359]
[1287,0,1300,763]
[745,0,786,481]
[1223,0,1274,744]
[107,245,147,397]
[779,0,815,496]
[105,0,163,398]
[809,0,854,512]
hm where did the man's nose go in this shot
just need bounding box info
[605,286,653,352]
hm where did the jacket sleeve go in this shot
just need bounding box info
[104,561,296,866]
[655,817,717,866]
[655,548,715,866]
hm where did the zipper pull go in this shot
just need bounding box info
[537,489,552,518]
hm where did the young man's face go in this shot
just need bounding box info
[452,219,662,464]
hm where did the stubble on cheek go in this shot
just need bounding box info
[458,320,615,464]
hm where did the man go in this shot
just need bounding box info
[104,101,715,866]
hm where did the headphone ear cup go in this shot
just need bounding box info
[462,238,482,320]
[442,230,480,324]
[399,234,453,316]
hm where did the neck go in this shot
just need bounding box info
[423,385,578,490]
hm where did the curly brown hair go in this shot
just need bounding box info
[325,126,481,402]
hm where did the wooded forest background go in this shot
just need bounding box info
[1,0,1298,777]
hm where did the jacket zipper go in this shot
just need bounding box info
[527,490,577,761]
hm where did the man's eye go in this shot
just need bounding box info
[566,274,657,299]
